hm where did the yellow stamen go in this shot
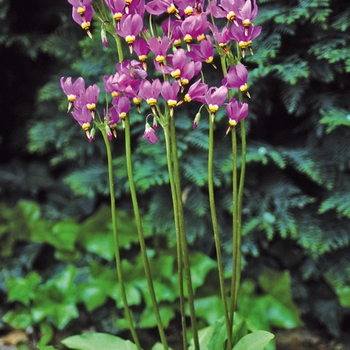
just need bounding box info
[82,123,90,131]
[146,98,157,106]
[184,94,191,102]
[229,119,237,126]
[167,100,177,107]
[156,55,165,63]
[197,34,205,42]
[240,84,248,92]
[113,13,123,21]
[125,35,135,45]
[227,11,236,21]
[77,6,86,14]
[184,34,193,43]
[87,103,96,110]
[171,69,181,79]
[133,97,142,105]
[67,94,76,102]
[184,6,193,15]
[119,112,127,119]
[209,104,218,113]
[173,39,182,47]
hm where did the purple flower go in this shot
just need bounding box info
[142,122,158,143]
[113,96,131,120]
[60,76,85,112]
[205,85,228,119]
[183,79,208,103]
[186,35,215,65]
[162,19,183,47]
[226,97,248,131]
[116,14,143,53]
[71,99,93,140]
[222,63,250,97]
[230,24,262,57]
[181,14,209,49]
[239,0,259,35]
[104,107,120,139]
[81,84,100,111]
[133,37,150,69]
[168,48,201,87]
[139,79,162,114]
[145,0,180,19]
[68,0,93,37]
[161,81,180,116]
[211,25,231,52]
[209,0,240,26]
[148,36,173,73]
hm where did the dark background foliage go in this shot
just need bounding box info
[1,0,350,346]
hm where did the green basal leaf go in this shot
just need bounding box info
[2,305,33,329]
[233,331,275,350]
[61,333,138,350]
[258,269,300,315]
[6,271,42,306]
[193,295,223,325]
[188,252,217,291]
[77,283,108,312]
[151,343,174,350]
[139,304,175,328]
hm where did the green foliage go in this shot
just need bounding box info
[62,333,139,350]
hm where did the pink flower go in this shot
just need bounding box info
[60,76,85,112]
[226,97,248,127]
[142,122,158,143]
[222,63,250,97]
[67,0,94,37]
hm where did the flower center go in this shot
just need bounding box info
[146,98,157,106]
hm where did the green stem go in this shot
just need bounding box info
[163,122,187,350]
[236,118,246,291]
[229,126,239,329]
[208,114,232,350]
[100,127,141,350]
[124,117,169,349]
[169,116,199,350]
[115,35,124,63]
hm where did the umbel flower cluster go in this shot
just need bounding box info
[61,0,261,141]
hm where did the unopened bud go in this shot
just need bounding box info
[101,26,108,47]
[193,112,201,129]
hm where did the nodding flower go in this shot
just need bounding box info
[230,25,262,58]
[116,14,143,54]
[161,81,180,117]
[138,79,162,115]
[60,76,85,112]
[68,0,93,37]
[205,86,228,121]
[183,79,208,104]
[222,63,250,98]
[71,99,93,141]
[239,0,259,36]
[225,97,248,134]
[145,0,181,19]
[142,122,158,143]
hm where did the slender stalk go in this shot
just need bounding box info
[208,114,232,350]
[100,127,141,350]
[229,126,239,329]
[124,117,169,349]
[163,122,187,350]
[169,116,199,350]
